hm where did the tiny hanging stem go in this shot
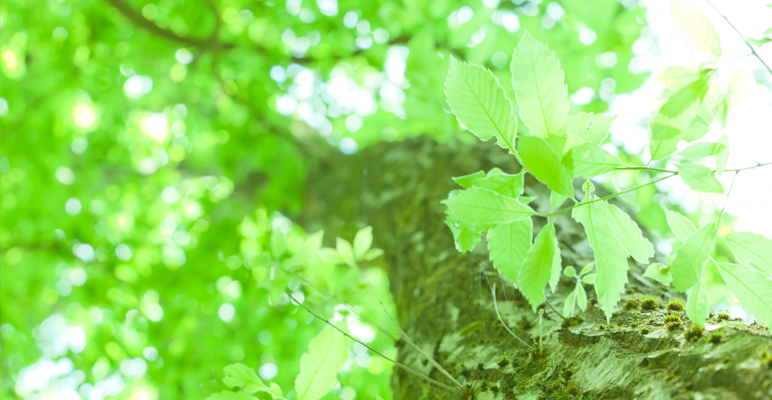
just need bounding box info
[544,301,566,321]
[488,283,536,350]
[704,0,772,76]
[715,171,740,234]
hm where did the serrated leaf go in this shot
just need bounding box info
[445,57,518,153]
[518,136,574,197]
[670,223,716,292]
[223,364,268,394]
[571,142,621,178]
[563,266,576,278]
[718,263,772,325]
[576,283,588,311]
[686,276,709,327]
[444,218,481,253]
[445,187,535,225]
[725,232,772,275]
[477,169,525,198]
[664,209,697,243]
[205,392,258,400]
[572,198,629,322]
[677,142,727,159]
[353,227,373,260]
[295,326,351,400]
[517,222,561,310]
[488,219,533,287]
[655,66,701,89]
[566,112,616,144]
[606,204,655,263]
[677,164,723,193]
[452,170,485,188]
[336,238,357,268]
[511,31,570,138]
[673,3,722,57]
[643,263,673,286]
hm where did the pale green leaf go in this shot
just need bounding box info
[563,288,575,317]
[286,231,324,269]
[336,238,357,268]
[452,170,485,188]
[686,276,709,327]
[362,248,383,261]
[517,136,574,197]
[649,130,684,162]
[655,66,700,89]
[295,326,351,400]
[677,164,723,193]
[715,135,729,174]
[725,231,772,275]
[205,392,257,400]
[271,230,286,258]
[718,263,772,325]
[664,209,696,243]
[571,142,621,178]
[576,283,588,311]
[563,266,576,278]
[549,191,567,210]
[477,169,525,198]
[572,199,629,322]
[318,248,344,265]
[673,3,722,57]
[682,115,711,142]
[223,364,269,394]
[488,219,533,287]
[445,187,534,225]
[677,142,727,159]
[658,76,710,120]
[517,222,561,310]
[670,223,716,292]
[510,31,570,138]
[606,204,654,263]
[563,133,586,153]
[643,263,673,286]
[579,262,594,276]
[566,112,616,144]
[353,227,373,260]
[445,57,518,153]
[726,66,745,112]
[581,273,596,285]
[444,217,481,253]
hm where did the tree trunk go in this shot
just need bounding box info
[302,137,772,400]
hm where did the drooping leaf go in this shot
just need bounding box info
[676,164,723,193]
[643,263,673,286]
[295,326,351,400]
[655,66,701,89]
[452,170,485,188]
[718,263,772,325]
[571,142,621,178]
[673,3,722,57]
[670,223,716,292]
[488,219,533,287]
[606,204,654,263]
[664,209,697,242]
[445,57,518,153]
[444,216,481,253]
[510,31,570,138]
[572,197,629,322]
[517,136,574,197]
[445,187,535,225]
[566,112,616,144]
[477,169,525,198]
[518,222,561,310]
[677,141,727,159]
[686,276,709,327]
[725,231,772,275]
[353,227,373,260]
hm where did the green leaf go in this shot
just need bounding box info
[579,262,594,276]
[724,232,772,275]
[271,230,287,258]
[286,231,324,269]
[718,263,772,325]
[676,164,723,193]
[658,76,710,119]
[223,363,268,394]
[606,204,655,263]
[336,238,357,268]
[549,191,567,210]
[715,135,729,174]
[566,112,616,144]
[517,222,561,310]
[563,266,576,278]
[205,392,257,400]
[510,31,570,138]
[571,142,621,179]
[673,3,722,57]
[664,209,696,243]
[353,227,373,260]
[318,248,344,265]
[670,223,716,292]
[563,288,576,317]
[362,248,383,261]
[581,273,596,285]
[477,169,525,198]
[452,170,485,188]
[576,283,588,311]
[488,219,533,287]
[682,115,711,142]
[518,136,574,197]
[444,217,481,253]
[686,276,709,327]
[295,326,351,400]
[643,263,673,286]
[445,187,535,225]
[677,142,727,159]
[726,66,745,112]
[572,198,629,322]
[445,57,518,153]
[655,66,700,89]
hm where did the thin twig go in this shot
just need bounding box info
[715,171,740,233]
[616,165,677,174]
[704,0,772,76]
[287,294,463,395]
[544,301,566,321]
[488,283,536,350]
[721,161,772,173]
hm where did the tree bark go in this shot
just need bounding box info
[302,137,772,400]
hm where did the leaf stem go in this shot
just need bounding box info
[616,165,677,174]
[715,171,739,234]
[704,0,772,76]
[720,161,772,173]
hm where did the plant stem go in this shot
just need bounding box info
[704,0,772,76]
[616,165,677,174]
[721,161,772,173]
[715,171,739,234]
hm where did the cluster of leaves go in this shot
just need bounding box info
[442,4,772,326]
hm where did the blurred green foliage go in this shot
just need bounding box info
[0,0,653,398]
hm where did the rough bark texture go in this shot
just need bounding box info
[302,137,772,399]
